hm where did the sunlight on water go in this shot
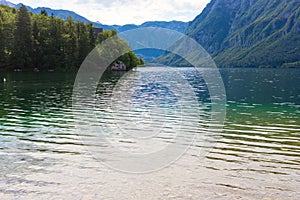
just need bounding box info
[0,68,299,199]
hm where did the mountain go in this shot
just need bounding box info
[94,21,188,33]
[0,0,15,7]
[0,1,188,62]
[101,20,189,61]
[0,1,92,23]
[0,1,188,33]
[137,21,188,33]
[159,0,300,68]
[28,7,92,23]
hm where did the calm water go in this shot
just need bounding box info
[0,67,299,199]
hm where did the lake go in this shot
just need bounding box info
[0,67,299,199]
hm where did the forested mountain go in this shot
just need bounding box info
[159,0,300,68]
[0,1,188,64]
[3,0,298,68]
[0,5,142,71]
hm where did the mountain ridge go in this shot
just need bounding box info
[158,0,300,68]
[187,0,300,67]
[0,0,188,33]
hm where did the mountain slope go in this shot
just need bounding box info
[159,0,300,68]
[0,0,15,7]
[95,20,188,33]
[0,1,93,23]
[140,21,188,33]
[0,1,188,33]
[190,0,300,67]
[29,7,92,23]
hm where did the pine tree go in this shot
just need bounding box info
[0,5,142,71]
[63,16,78,70]
[77,22,90,66]
[40,9,48,16]
[12,5,33,70]
[88,23,96,52]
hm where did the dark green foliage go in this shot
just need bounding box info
[0,5,143,72]
[96,30,143,71]
[88,23,96,51]
[0,5,15,70]
[139,57,144,65]
[40,9,48,16]
[12,5,32,70]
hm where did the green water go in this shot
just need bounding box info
[0,68,299,199]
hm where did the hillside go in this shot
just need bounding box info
[0,5,143,71]
[159,0,300,68]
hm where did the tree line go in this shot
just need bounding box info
[0,5,143,72]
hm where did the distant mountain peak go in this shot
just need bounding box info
[0,0,16,7]
[0,1,187,33]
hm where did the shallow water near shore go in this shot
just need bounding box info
[0,67,299,199]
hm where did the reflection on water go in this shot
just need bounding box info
[0,68,299,199]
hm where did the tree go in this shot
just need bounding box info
[45,16,64,70]
[87,23,96,52]
[62,16,78,70]
[12,5,33,70]
[0,5,143,71]
[128,51,139,68]
[139,57,144,65]
[40,9,48,16]
[32,20,40,68]
[77,22,90,66]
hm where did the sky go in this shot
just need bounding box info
[7,0,211,25]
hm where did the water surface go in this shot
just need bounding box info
[0,68,299,199]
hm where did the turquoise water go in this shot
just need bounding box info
[0,68,299,199]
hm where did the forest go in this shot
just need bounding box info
[0,4,143,72]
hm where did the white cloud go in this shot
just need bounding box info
[8,0,210,25]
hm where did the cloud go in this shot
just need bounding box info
[8,0,210,25]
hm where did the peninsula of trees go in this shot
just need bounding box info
[0,5,143,72]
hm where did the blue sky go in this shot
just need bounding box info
[8,0,210,25]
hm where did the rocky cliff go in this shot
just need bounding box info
[159,0,300,68]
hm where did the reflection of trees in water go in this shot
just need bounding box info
[0,73,75,118]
